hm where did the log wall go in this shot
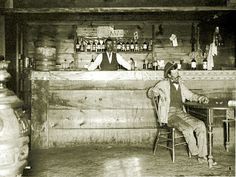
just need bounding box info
[25,21,193,70]
[30,70,236,149]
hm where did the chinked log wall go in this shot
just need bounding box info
[30,71,236,149]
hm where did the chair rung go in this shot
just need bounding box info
[222,119,235,122]
[159,135,184,139]
[159,132,172,135]
[158,140,171,144]
[157,144,173,150]
[158,138,173,142]
[157,142,187,146]
[174,142,187,146]
[174,136,185,138]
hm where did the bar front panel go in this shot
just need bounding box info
[30,71,235,149]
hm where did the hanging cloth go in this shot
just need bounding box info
[207,42,217,70]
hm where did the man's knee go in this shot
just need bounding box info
[198,121,206,130]
[182,127,194,137]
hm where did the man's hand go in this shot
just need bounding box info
[198,96,209,104]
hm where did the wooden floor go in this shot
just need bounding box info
[24,144,235,177]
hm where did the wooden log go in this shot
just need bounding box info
[39,71,164,81]
[49,80,156,90]
[31,80,49,149]
[49,90,153,109]
[48,109,156,129]
[48,128,156,147]
[3,7,236,14]
[184,80,236,91]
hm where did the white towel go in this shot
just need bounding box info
[169,34,178,47]
[207,42,217,70]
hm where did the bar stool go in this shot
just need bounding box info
[152,96,191,162]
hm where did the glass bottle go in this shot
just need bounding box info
[117,40,121,52]
[92,40,96,52]
[121,41,126,52]
[75,37,80,53]
[134,41,139,52]
[91,55,94,63]
[143,59,148,70]
[113,40,117,52]
[130,40,134,52]
[177,60,182,70]
[101,39,105,52]
[214,26,220,46]
[126,41,130,51]
[153,60,158,70]
[203,57,207,70]
[148,40,152,51]
[191,57,197,70]
[97,40,101,52]
[87,40,91,52]
[130,58,135,70]
[148,61,153,70]
[81,39,85,52]
[143,40,148,51]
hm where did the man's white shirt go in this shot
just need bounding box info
[87,52,131,71]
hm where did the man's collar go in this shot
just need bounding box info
[169,79,179,84]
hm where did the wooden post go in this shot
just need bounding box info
[0,16,5,56]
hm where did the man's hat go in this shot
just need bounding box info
[164,62,178,78]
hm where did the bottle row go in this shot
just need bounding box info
[140,59,209,71]
[19,55,209,71]
[190,57,208,70]
[75,38,153,53]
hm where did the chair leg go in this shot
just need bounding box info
[153,129,160,155]
[187,145,192,158]
[172,128,175,163]
[225,119,230,152]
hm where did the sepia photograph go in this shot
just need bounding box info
[0,0,235,176]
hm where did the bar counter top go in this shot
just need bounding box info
[30,70,236,81]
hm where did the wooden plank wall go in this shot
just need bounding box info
[30,71,236,149]
[25,20,192,69]
[31,77,158,148]
[48,79,157,147]
[31,80,49,148]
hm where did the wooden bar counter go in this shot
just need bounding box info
[30,70,236,149]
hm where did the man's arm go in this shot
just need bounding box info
[116,53,131,70]
[147,81,166,100]
[87,54,102,71]
[181,83,209,104]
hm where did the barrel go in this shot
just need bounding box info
[56,39,75,69]
[34,37,56,71]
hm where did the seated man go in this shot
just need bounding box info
[147,62,217,165]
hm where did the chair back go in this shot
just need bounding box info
[152,96,160,125]
[152,95,169,128]
[152,95,159,115]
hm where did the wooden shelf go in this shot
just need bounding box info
[1,6,236,14]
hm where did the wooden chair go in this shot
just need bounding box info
[152,96,191,163]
